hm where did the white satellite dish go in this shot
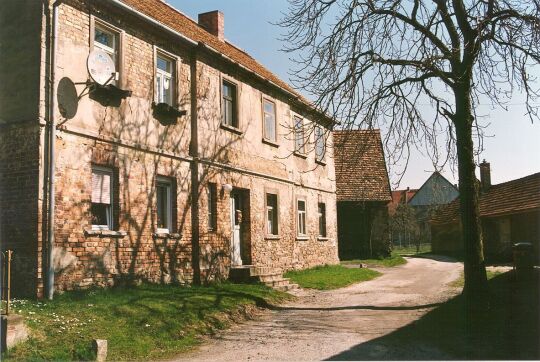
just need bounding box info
[87,49,116,85]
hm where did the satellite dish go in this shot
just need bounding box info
[57,77,78,119]
[87,49,116,85]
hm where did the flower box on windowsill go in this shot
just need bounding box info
[84,229,127,238]
[152,232,182,240]
[152,102,186,125]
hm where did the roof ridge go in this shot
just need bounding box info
[491,171,540,188]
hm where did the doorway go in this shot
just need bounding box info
[230,189,251,266]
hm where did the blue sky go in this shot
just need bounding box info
[171,0,540,189]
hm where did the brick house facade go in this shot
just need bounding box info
[0,0,339,297]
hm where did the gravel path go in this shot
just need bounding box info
[177,256,463,361]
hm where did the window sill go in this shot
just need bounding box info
[265,235,281,240]
[262,138,279,148]
[293,151,307,159]
[84,229,127,238]
[296,236,309,241]
[317,236,329,241]
[152,232,182,240]
[220,123,243,135]
[315,159,326,166]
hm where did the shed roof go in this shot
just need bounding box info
[431,172,540,224]
[334,130,392,202]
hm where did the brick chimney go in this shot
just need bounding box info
[480,159,491,191]
[198,11,224,41]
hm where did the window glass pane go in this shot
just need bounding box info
[298,200,306,212]
[315,126,325,160]
[157,56,171,73]
[264,101,274,114]
[266,193,278,235]
[91,168,113,229]
[208,183,217,231]
[95,27,115,49]
[318,203,326,237]
[294,116,304,152]
[156,183,169,229]
[223,82,231,98]
[91,203,109,226]
[263,100,276,141]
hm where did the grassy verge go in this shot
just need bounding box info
[449,270,503,288]
[393,243,431,256]
[341,253,407,267]
[3,283,289,361]
[284,264,380,290]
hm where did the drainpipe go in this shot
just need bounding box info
[47,0,60,300]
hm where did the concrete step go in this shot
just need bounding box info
[257,273,285,283]
[265,278,291,288]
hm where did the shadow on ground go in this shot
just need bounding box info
[326,269,540,360]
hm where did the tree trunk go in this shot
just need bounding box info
[454,84,489,309]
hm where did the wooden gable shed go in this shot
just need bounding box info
[334,130,392,259]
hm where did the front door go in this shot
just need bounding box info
[230,191,243,266]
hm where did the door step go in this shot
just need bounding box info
[229,265,298,292]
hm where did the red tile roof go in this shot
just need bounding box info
[334,130,392,202]
[431,172,540,224]
[118,0,297,96]
[388,189,418,216]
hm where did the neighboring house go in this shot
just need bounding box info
[334,130,392,259]
[0,0,339,297]
[388,188,418,217]
[408,171,459,243]
[431,161,540,258]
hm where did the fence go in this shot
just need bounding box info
[1,250,13,315]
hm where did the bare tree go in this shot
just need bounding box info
[280,0,540,305]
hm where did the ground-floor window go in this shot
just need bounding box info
[318,202,327,237]
[91,166,113,230]
[207,183,217,231]
[156,177,173,232]
[297,199,307,236]
[266,193,279,235]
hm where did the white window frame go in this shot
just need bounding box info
[265,192,279,236]
[155,51,176,106]
[91,166,113,231]
[318,202,327,238]
[156,177,172,233]
[293,115,305,154]
[297,198,307,237]
[262,98,277,142]
[315,125,326,162]
[221,79,238,128]
[92,20,121,85]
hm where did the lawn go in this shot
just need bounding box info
[341,253,407,267]
[3,283,289,361]
[392,243,432,255]
[449,269,503,288]
[284,264,380,290]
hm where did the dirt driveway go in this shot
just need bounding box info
[178,256,463,361]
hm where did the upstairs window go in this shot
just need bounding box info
[263,99,277,142]
[297,199,307,236]
[156,53,175,105]
[318,203,327,238]
[266,193,279,236]
[94,23,119,84]
[222,80,238,128]
[294,116,305,154]
[315,125,326,162]
[156,177,172,232]
[207,183,218,231]
[91,167,113,230]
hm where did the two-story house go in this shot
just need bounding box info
[0,0,339,298]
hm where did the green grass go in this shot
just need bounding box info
[284,264,380,290]
[393,243,432,256]
[341,253,407,267]
[449,270,503,288]
[3,283,289,361]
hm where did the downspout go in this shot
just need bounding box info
[47,0,60,300]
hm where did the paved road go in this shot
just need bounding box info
[177,256,463,361]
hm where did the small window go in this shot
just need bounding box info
[315,125,326,162]
[263,99,277,142]
[156,53,175,105]
[94,23,119,84]
[222,80,238,128]
[91,167,113,230]
[207,183,218,231]
[294,116,305,154]
[318,203,327,237]
[297,199,307,236]
[266,193,278,235]
[156,177,172,232]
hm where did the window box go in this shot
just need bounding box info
[152,232,182,240]
[152,102,186,123]
[84,229,127,238]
